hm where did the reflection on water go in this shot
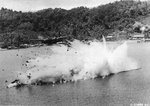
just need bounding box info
[0,42,150,105]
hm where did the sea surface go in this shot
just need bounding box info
[0,41,150,106]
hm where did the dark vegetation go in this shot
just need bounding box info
[0,0,150,48]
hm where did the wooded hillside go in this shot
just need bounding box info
[0,0,150,47]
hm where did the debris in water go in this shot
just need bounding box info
[10,39,139,87]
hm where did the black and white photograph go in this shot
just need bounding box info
[0,0,150,105]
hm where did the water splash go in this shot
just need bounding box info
[15,39,139,85]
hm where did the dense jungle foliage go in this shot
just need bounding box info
[0,0,150,47]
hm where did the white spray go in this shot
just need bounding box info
[16,39,139,85]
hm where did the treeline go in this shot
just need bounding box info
[0,0,150,47]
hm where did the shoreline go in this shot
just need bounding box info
[0,40,142,51]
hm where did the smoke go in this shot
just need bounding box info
[17,39,139,85]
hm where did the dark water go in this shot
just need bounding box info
[0,42,150,106]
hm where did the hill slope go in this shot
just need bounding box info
[0,0,150,47]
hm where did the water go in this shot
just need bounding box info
[0,41,150,105]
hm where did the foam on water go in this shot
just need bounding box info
[17,39,139,85]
